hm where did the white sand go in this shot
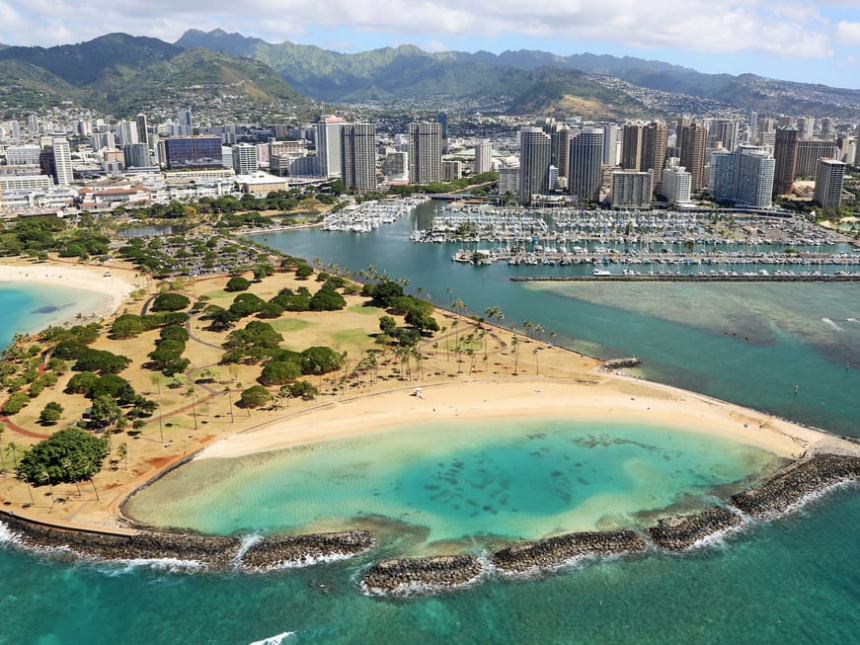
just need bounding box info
[0,263,137,324]
[198,378,856,462]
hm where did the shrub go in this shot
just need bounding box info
[238,385,272,409]
[259,361,302,386]
[296,264,313,279]
[73,348,131,375]
[2,392,30,415]
[379,315,396,335]
[39,402,63,425]
[229,293,266,317]
[284,380,319,400]
[18,428,109,484]
[53,340,86,361]
[160,312,189,326]
[225,276,251,292]
[150,293,191,312]
[66,371,100,395]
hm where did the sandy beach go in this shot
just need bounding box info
[198,376,852,463]
[0,262,138,324]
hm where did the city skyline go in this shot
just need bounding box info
[1,3,860,87]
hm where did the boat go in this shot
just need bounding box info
[592,269,612,276]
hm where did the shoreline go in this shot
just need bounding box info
[0,262,137,328]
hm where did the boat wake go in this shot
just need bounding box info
[821,317,844,331]
[247,631,296,645]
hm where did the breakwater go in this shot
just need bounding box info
[242,531,373,570]
[511,275,860,283]
[730,454,860,517]
[601,357,642,371]
[361,555,483,594]
[648,507,742,550]
[492,530,647,573]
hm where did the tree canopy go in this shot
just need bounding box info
[18,427,109,484]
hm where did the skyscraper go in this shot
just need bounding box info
[437,112,448,153]
[707,119,739,151]
[797,116,815,141]
[163,136,223,170]
[602,123,620,166]
[679,123,707,191]
[177,108,192,128]
[748,110,758,144]
[136,113,149,146]
[340,124,377,193]
[51,137,73,186]
[609,171,652,208]
[474,141,492,175]
[641,122,668,194]
[568,128,604,203]
[795,140,839,178]
[123,142,151,168]
[231,143,259,174]
[408,123,443,184]
[550,126,571,181]
[115,120,139,147]
[518,127,551,205]
[661,167,692,204]
[773,127,799,196]
[316,115,346,178]
[709,150,736,202]
[710,146,774,209]
[813,159,845,209]
[621,123,643,170]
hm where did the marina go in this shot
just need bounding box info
[321,197,430,232]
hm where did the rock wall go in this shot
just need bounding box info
[242,531,373,570]
[361,555,483,594]
[492,529,646,573]
[730,454,860,517]
[648,506,741,550]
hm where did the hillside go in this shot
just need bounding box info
[176,29,860,116]
[0,35,310,117]
[0,60,85,117]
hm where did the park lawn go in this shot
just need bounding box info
[348,304,385,316]
[269,318,312,333]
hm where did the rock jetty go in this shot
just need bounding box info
[241,531,373,570]
[647,506,741,550]
[0,513,240,567]
[730,454,860,517]
[361,555,483,594]
[492,530,646,573]
[601,357,642,371]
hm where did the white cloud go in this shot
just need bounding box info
[836,20,860,45]
[423,39,450,53]
[0,0,851,59]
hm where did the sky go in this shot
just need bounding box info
[2,0,860,87]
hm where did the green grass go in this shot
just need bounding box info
[348,304,385,316]
[269,318,311,333]
[331,328,373,346]
[203,289,232,300]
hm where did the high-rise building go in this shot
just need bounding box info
[707,119,739,151]
[855,127,860,167]
[5,144,41,166]
[748,110,759,144]
[679,122,707,191]
[795,140,839,178]
[621,123,644,170]
[51,137,73,186]
[797,116,815,140]
[548,125,571,181]
[27,115,39,135]
[813,159,846,209]
[437,112,448,152]
[641,122,668,194]
[820,117,833,140]
[609,171,652,208]
[163,136,223,170]
[773,127,799,196]
[115,120,139,147]
[232,143,259,175]
[340,124,377,193]
[518,127,552,205]
[498,167,520,196]
[177,108,192,128]
[568,128,604,203]
[136,113,149,146]
[602,123,620,166]
[123,143,151,168]
[443,160,463,182]
[710,146,774,209]
[408,123,443,184]
[661,166,692,204]
[315,116,346,178]
[474,141,492,175]
[382,152,408,180]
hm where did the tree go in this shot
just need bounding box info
[238,385,272,409]
[286,380,319,400]
[110,314,144,339]
[159,325,189,343]
[296,264,314,279]
[89,394,123,428]
[309,288,346,311]
[18,428,109,484]
[118,442,129,471]
[259,361,302,386]
[39,402,63,425]
[405,308,440,333]
[379,315,396,335]
[225,276,251,292]
[300,346,345,375]
[2,392,30,415]
[73,348,131,375]
[150,293,191,312]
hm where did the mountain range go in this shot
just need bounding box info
[0,30,858,120]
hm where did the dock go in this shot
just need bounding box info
[511,275,860,283]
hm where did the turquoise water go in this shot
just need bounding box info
[1,217,860,644]
[124,418,781,542]
[0,282,111,343]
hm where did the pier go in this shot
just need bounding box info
[511,274,860,282]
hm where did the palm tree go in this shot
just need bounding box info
[533,347,540,374]
[150,373,163,395]
[6,442,20,475]
[85,460,100,501]
[224,386,235,423]
[62,458,83,497]
[0,427,5,474]
[19,473,35,506]
[523,321,534,338]
[185,386,199,431]
[40,471,55,506]
[512,337,520,375]
[445,286,453,305]
[118,442,129,471]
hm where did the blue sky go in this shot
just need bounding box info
[2,0,860,87]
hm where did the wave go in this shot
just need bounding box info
[232,533,264,568]
[247,632,296,645]
[98,557,206,576]
[0,520,22,546]
[244,549,368,573]
[821,317,844,331]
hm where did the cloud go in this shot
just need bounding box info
[0,0,850,59]
[836,20,860,45]
[423,39,450,53]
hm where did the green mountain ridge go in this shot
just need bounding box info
[0,35,310,118]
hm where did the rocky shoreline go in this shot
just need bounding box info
[242,531,373,570]
[730,454,860,517]
[361,555,483,594]
[491,530,647,573]
[647,506,741,550]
